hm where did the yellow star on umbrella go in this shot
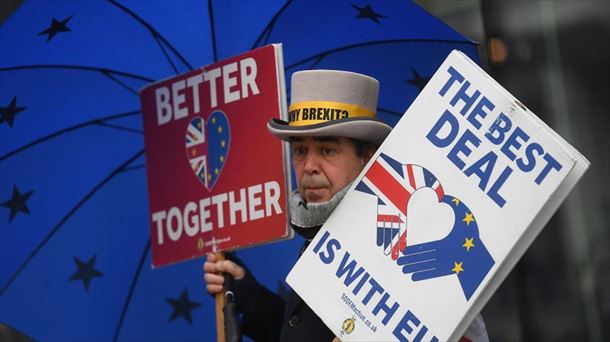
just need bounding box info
[214,168,219,175]
[217,126,223,133]
[211,117,216,124]
[452,261,464,274]
[463,237,475,251]
[452,198,460,206]
[220,155,224,162]
[463,212,475,226]
[221,140,226,148]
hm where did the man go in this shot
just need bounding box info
[204,70,488,341]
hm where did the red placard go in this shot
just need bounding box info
[140,45,290,267]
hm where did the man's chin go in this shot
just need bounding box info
[304,188,331,203]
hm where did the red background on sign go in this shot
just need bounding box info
[140,46,288,267]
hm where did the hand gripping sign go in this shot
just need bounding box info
[355,153,495,300]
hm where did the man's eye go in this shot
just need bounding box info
[321,147,336,155]
[293,147,306,155]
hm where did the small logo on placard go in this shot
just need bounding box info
[341,317,355,335]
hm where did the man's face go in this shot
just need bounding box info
[291,137,371,203]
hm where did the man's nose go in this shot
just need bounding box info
[303,152,321,174]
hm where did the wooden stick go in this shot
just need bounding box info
[215,251,226,342]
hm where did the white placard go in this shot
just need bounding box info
[287,50,589,341]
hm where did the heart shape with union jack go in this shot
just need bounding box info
[184,111,231,191]
[356,153,496,301]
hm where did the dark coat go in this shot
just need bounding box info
[230,230,335,342]
[239,282,335,342]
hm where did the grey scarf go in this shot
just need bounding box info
[288,184,351,231]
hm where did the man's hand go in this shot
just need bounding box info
[203,253,246,294]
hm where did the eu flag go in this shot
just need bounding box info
[444,195,495,300]
[397,194,495,301]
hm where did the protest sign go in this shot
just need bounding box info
[140,45,291,267]
[287,50,589,341]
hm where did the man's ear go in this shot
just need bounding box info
[361,147,376,165]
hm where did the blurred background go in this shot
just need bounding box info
[417,1,609,341]
[1,1,608,341]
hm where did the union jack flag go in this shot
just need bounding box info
[355,153,444,260]
[186,117,208,188]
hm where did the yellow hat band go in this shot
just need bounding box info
[288,101,375,127]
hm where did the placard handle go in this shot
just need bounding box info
[214,251,226,342]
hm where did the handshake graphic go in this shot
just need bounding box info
[356,153,495,300]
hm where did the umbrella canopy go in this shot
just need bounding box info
[0,1,479,340]
[248,1,479,126]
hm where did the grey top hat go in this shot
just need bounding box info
[267,70,392,146]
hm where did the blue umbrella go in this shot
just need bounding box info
[0,1,479,341]
[248,1,479,126]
